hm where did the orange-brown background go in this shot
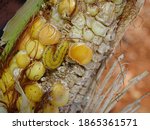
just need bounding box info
[113,0,150,112]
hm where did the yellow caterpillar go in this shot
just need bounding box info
[43,41,69,69]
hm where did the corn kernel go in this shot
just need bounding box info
[30,17,46,39]
[24,83,43,102]
[26,61,45,81]
[26,40,45,59]
[16,51,30,68]
[38,23,61,45]
[68,44,93,65]
[1,69,14,90]
[50,83,69,107]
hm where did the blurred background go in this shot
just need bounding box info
[0,0,150,112]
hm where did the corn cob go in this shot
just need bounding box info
[0,0,146,113]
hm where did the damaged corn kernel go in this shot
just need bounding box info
[24,83,43,102]
[58,0,76,19]
[26,61,45,81]
[68,44,93,65]
[50,83,69,107]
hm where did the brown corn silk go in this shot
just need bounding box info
[0,0,148,113]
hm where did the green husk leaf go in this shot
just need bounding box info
[0,0,44,61]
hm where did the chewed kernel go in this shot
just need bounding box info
[68,43,93,65]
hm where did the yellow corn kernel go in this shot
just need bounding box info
[19,33,31,50]
[50,83,69,107]
[0,79,6,93]
[24,83,43,102]
[26,61,45,81]
[38,23,61,45]
[58,0,76,18]
[1,69,14,90]
[16,51,30,68]
[16,96,35,111]
[30,17,46,39]
[26,40,45,60]
[43,104,59,113]
[68,43,93,65]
